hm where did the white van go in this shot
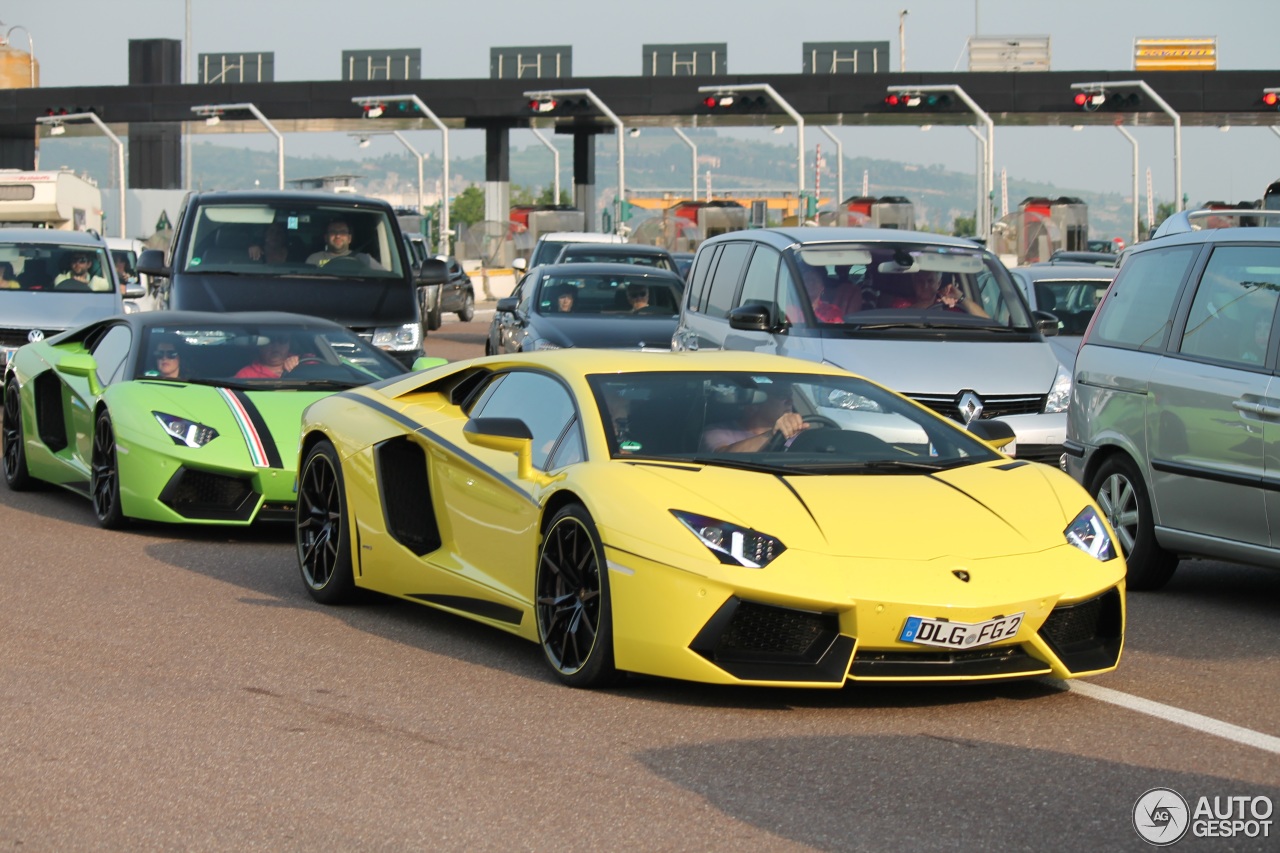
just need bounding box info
[513,231,627,272]
[673,227,1069,465]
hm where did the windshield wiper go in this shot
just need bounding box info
[838,459,957,473]
[686,455,797,475]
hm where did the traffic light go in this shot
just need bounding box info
[1074,90,1139,111]
[361,101,421,119]
[883,92,953,109]
[43,106,94,117]
[701,93,768,113]
[528,96,590,115]
[1263,90,1279,108]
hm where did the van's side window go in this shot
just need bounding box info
[737,246,781,311]
[703,243,752,319]
[1179,246,1280,367]
[1089,246,1198,350]
[685,245,717,313]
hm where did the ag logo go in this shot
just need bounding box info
[1133,787,1189,845]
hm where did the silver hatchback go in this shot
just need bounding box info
[1066,209,1280,589]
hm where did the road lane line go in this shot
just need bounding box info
[1056,680,1280,755]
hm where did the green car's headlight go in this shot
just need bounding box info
[1065,506,1115,561]
[153,412,219,448]
[671,510,785,568]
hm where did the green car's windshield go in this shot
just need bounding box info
[137,322,408,386]
[588,370,1003,473]
[181,202,405,279]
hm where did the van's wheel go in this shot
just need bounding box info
[1089,455,1177,590]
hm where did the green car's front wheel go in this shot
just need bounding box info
[91,411,127,529]
[296,440,356,604]
[3,376,34,491]
[535,504,620,688]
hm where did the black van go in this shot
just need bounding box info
[139,191,429,368]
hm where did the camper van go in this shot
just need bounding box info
[0,170,104,232]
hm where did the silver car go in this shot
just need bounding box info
[672,227,1069,465]
[0,229,127,370]
[1009,262,1117,371]
[1065,209,1280,589]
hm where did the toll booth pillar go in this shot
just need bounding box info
[484,125,510,229]
[128,39,182,189]
[572,129,596,231]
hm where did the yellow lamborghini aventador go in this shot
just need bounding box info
[295,350,1125,688]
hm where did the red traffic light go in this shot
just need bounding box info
[884,94,900,107]
[529,98,557,113]
[1264,91,1279,107]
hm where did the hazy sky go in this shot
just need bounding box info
[10,0,1280,205]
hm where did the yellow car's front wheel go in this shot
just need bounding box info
[536,504,620,688]
[297,440,357,605]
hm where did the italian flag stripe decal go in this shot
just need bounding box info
[217,388,274,468]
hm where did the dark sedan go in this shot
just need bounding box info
[553,243,679,273]
[485,263,684,354]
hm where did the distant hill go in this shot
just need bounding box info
[37,133,1136,239]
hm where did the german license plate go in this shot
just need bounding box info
[899,612,1024,649]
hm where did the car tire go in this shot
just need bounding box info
[1090,454,1178,591]
[535,503,621,688]
[457,290,475,322]
[2,376,34,491]
[297,439,357,605]
[91,410,127,529]
[427,302,443,331]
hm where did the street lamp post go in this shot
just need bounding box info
[671,127,698,200]
[350,131,427,215]
[965,125,988,234]
[1114,125,1140,245]
[353,95,451,254]
[698,83,805,220]
[529,128,560,202]
[1071,80,1181,212]
[524,88,625,234]
[818,127,844,215]
[36,112,127,238]
[887,84,993,237]
[192,103,284,190]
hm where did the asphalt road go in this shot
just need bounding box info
[2,312,1278,851]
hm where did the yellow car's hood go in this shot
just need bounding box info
[632,460,1070,561]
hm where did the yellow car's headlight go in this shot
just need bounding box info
[671,510,785,569]
[1065,506,1115,561]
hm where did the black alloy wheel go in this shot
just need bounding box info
[535,504,619,688]
[2,377,33,490]
[91,411,126,529]
[296,440,356,604]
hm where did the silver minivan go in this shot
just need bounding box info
[1066,210,1280,589]
[672,227,1069,465]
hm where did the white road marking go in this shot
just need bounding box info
[1056,679,1280,755]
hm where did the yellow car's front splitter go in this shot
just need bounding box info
[606,545,1125,687]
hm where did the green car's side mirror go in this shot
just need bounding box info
[57,352,103,396]
[412,356,449,372]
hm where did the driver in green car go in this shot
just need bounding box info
[306,218,384,270]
